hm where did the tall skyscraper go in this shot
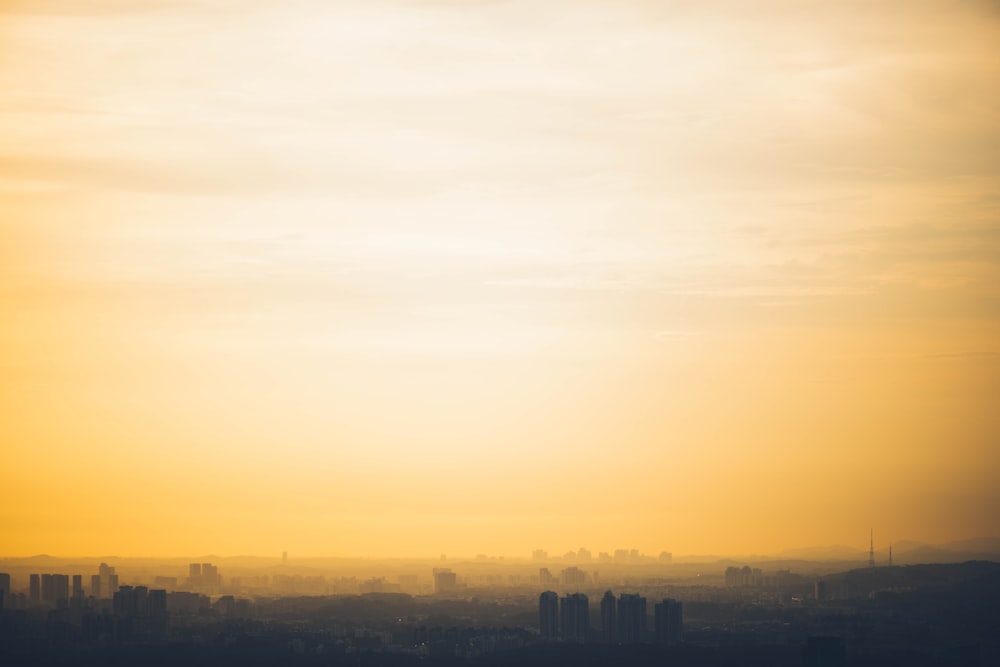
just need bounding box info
[52,574,69,606]
[654,598,683,645]
[600,591,617,643]
[560,593,589,643]
[41,574,54,603]
[617,593,647,644]
[0,573,10,610]
[29,574,40,603]
[98,563,117,598]
[72,574,84,599]
[90,574,101,599]
[539,591,558,639]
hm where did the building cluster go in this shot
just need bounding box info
[432,568,458,593]
[186,562,221,589]
[724,565,792,588]
[532,548,672,564]
[539,591,682,645]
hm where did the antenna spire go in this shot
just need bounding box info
[868,529,875,567]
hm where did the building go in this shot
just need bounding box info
[654,598,683,645]
[561,566,587,587]
[98,563,118,598]
[29,574,40,603]
[600,591,617,643]
[617,593,647,644]
[72,574,84,599]
[52,574,69,606]
[560,593,589,643]
[539,591,558,639]
[432,568,457,594]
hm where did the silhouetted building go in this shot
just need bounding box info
[539,568,554,586]
[148,589,167,618]
[539,591,558,639]
[52,574,69,606]
[72,574,83,599]
[41,574,54,603]
[432,568,457,593]
[561,566,587,587]
[30,574,40,603]
[90,574,101,598]
[0,573,9,610]
[202,563,219,585]
[654,598,683,645]
[617,593,646,644]
[560,593,589,643]
[98,563,117,598]
[815,580,827,601]
[189,563,201,578]
[600,590,617,643]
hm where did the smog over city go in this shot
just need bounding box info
[2,1,998,665]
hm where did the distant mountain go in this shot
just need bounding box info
[775,537,1000,565]
[776,545,868,561]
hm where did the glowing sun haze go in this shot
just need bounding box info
[2,0,998,558]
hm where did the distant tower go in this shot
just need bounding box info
[888,544,893,567]
[868,529,875,568]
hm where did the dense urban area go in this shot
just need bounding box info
[1,544,998,666]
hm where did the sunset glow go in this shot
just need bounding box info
[2,0,998,559]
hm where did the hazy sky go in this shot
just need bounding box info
[2,0,999,558]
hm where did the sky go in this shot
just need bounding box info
[2,0,999,559]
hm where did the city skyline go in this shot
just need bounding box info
[3,0,999,559]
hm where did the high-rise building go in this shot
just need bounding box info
[0,573,9,611]
[654,598,683,645]
[539,591,558,639]
[29,574,40,603]
[600,591,617,643]
[41,574,54,603]
[561,566,587,587]
[202,563,219,586]
[52,574,69,606]
[98,563,117,598]
[148,589,167,618]
[90,575,101,598]
[617,593,647,644]
[72,574,84,599]
[560,593,589,643]
[432,568,457,594]
[189,563,202,578]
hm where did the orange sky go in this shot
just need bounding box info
[2,0,999,558]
